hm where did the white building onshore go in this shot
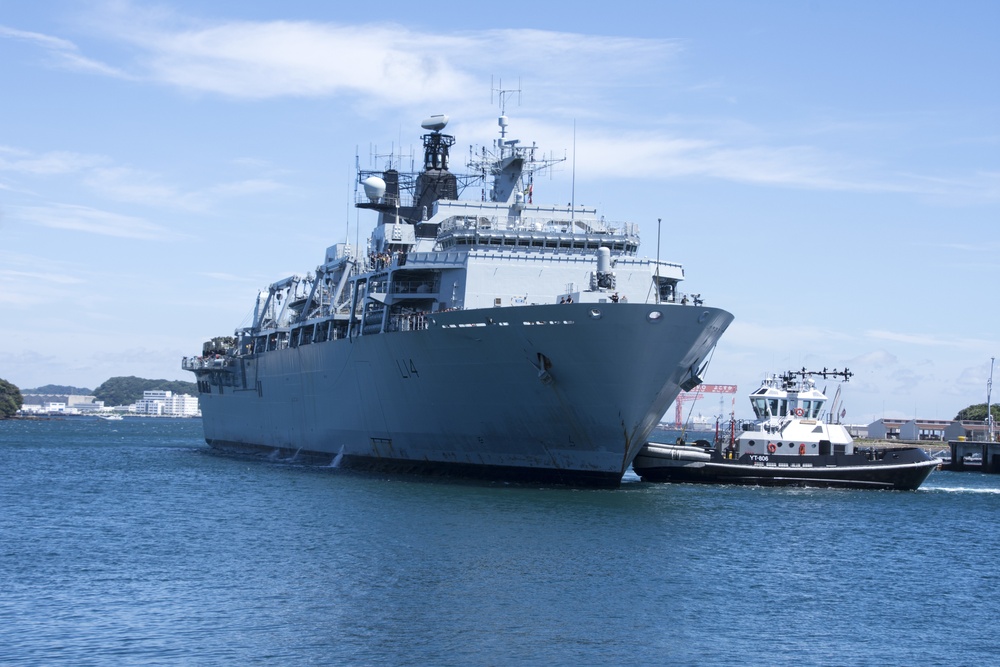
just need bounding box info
[131,390,200,417]
[19,394,105,415]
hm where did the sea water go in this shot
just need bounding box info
[1,417,997,666]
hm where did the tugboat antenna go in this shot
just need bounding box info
[784,368,853,384]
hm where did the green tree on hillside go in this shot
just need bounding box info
[23,384,93,395]
[0,379,24,419]
[955,403,1000,422]
[93,376,198,407]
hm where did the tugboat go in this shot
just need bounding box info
[632,368,940,490]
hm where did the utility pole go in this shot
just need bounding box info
[988,357,995,442]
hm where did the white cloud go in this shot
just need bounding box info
[1,145,287,212]
[83,166,189,207]
[81,12,682,105]
[864,331,998,356]
[0,24,130,78]
[128,20,480,101]
[201,272,250,282]
[865,330,946,346]
[0,269,84,285]
[848,349,899,368]
[0,253,89,306]
[725,320,854,349]
[16,203,179,240]
[0,146,110,175]
[4,6,996,203]
[206,179,286,198]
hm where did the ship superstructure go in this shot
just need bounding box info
[183,103,734,487]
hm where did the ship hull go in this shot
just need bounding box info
[193,303,732,487]
[632,444,938,490]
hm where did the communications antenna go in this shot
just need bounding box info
[491,76,521,140]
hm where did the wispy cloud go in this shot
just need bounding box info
[85,11,682,105]
[200,271,257,282]
[865,329,996,351]
[0,252,89,306]
[4,5,996,202]
[0,24,129,78]
[565,130,885,191]
[0,146,110,175]
[82,166,188,207]
[16,203,179,240]
[726,321,855,348]
[866,330,948,346]
[206,179,286,198]
[0,269,84,285]
[2,145,287,212]
[110,17,480,102]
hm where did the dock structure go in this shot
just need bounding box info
[947,440,1000,473]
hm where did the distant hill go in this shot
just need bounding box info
[94,376,198,407]
[23,384,95,395]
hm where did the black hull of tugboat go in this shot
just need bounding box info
[633,446,939,490]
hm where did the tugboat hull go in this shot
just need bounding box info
[632,444,939,490]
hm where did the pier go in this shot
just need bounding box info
[947,440,1000,473]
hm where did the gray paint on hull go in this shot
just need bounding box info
[195,303,733,481]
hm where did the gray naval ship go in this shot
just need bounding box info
[183,105,734,487]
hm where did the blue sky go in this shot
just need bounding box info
[1,0,997,423]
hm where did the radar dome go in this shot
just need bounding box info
[361,176,386,202]
[421,114,449,132]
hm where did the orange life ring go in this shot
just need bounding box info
[795,408,804,417]
[799,443,806,455]
[767,442,777,454]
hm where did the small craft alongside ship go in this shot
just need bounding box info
[632,368,940,490]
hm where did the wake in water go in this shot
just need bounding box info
[924,485,1000,495]
[266,447,303,463]
[330,445,344,468]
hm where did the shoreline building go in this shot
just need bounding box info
[131,390,200,417]
[868,418,996,443]
[19,394,104,415]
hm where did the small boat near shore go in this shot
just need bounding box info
[633,368,940,490]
